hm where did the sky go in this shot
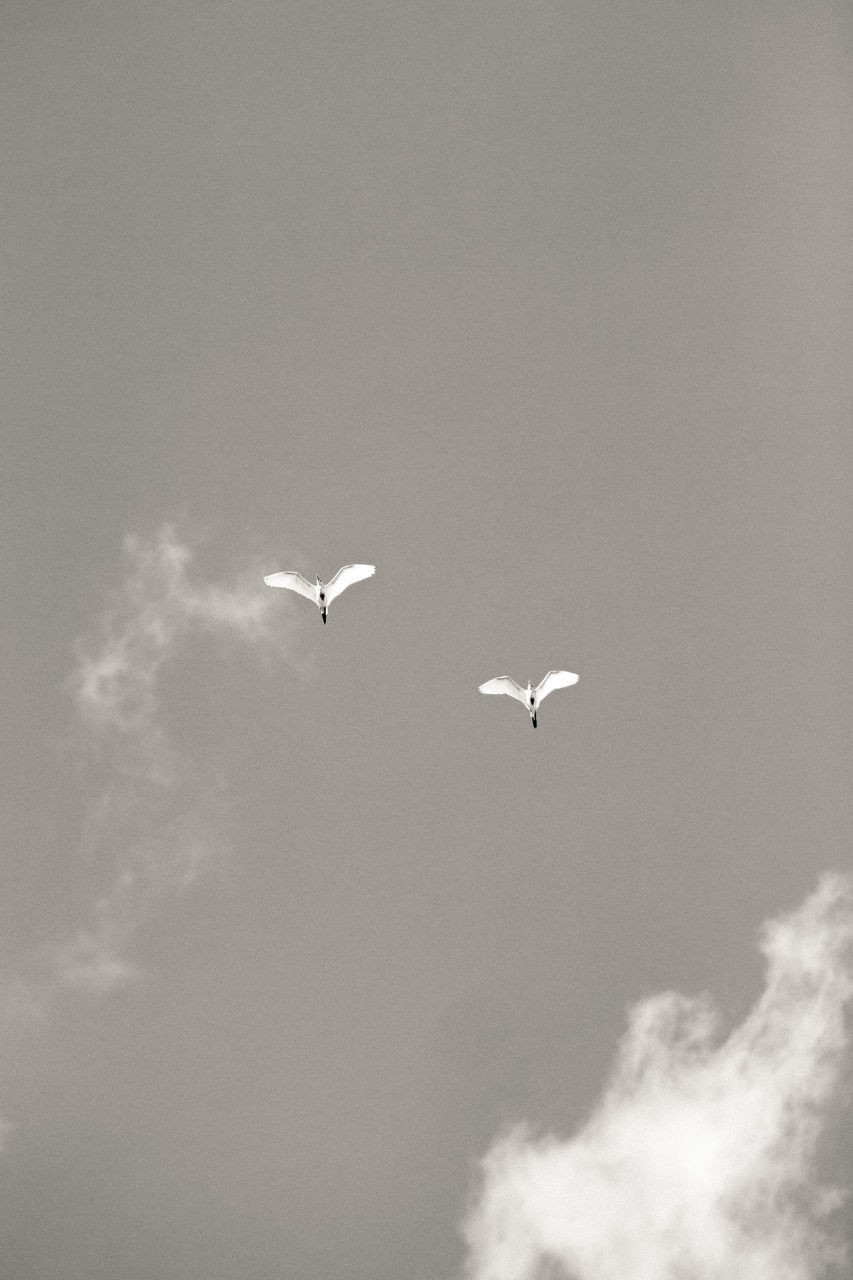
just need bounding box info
[2,2,852,1278]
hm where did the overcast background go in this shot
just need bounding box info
[2,2,852,1278]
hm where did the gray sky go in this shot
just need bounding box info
[3,2,852,1277]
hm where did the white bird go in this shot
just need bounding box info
[263,564,375,624]
[478,670,579,728]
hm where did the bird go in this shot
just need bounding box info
[478,670,579,727]
[263,564,375,623]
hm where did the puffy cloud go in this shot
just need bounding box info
[463,874,853,1280]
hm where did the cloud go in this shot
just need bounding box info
[72,523,286,785]
[462,873,853,1280]
[49,522,294,995]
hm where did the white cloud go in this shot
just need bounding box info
[462,873,853,1280]
[72,523,287,785]
[52,522,295,994]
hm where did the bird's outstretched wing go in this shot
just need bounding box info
[324,563,375,605]
[478,676,528,704]
[535,670,579,703]
[263,571,317,602]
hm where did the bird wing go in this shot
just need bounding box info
[534,670,579,703]
[478,676,528,705]
[324,563,375,604]
[263,571,318,602]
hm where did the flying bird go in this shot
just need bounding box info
[263,564,375,623]
[478,670,579,727]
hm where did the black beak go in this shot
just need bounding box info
[532,713,537,728]
[321,610,327,624]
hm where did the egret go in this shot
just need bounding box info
[263,564,375,623]
[478,670,579,728]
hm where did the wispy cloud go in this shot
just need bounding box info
[72,523,285,785]
[44,522,295,995]
[462,874,853,1280]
